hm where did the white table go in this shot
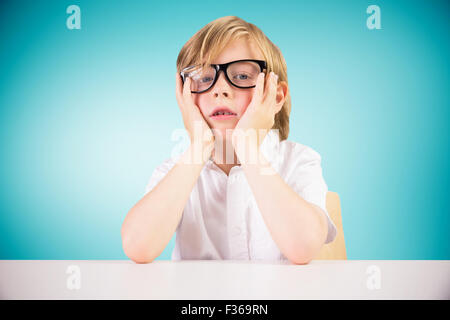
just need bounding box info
[0,260,448,299]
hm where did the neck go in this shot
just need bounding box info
[211,137,240,175]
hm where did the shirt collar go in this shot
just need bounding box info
[206,129,282,173]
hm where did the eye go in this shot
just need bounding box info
[233,73,251,81]
[200,76,214,83]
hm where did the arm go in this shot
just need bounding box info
[233,71,326,264]
[239,151,328,265]
[121,146,206,263]
[121,72,214,263]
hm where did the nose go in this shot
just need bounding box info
[211,71,231,98]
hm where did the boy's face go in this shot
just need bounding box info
[192,38,265,140]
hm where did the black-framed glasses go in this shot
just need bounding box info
[180,59,267,93]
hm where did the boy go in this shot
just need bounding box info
[121,16,337,264]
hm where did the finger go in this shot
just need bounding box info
[250,72,265,107]
[262,72,277,108]
[182,77,195,106]
[263,71,274,101]
[182,77,206,119]
[266,72,278,108]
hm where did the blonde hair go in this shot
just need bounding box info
[176,16,291,141]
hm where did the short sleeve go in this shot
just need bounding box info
[286,145,337,244]
[144,158,177,196]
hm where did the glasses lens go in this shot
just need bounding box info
[183,65,216,92]
[227,61,260,87]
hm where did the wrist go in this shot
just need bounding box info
[233,139,261,166]
[180,141,213,166]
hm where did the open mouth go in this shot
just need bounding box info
[210,107,237,119]
[210,112,237,120]
[211,111,236,116]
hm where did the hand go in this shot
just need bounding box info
[232,71,279,157]
[175,72,214,163]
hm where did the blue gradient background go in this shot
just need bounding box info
[0,0,448,260]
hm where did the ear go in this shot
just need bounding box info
[275,81,288,114]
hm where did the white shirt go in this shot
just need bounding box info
[144,129,337,261]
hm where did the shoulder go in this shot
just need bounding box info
[151,150,186,174]
[154,156,178,173]
[278,139,323,168]
[144,155,179,195]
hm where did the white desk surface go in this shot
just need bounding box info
[0,260,448,300]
